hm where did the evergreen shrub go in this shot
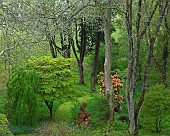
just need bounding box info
[139,84,170,133]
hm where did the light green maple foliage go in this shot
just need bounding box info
[29,56,76,118]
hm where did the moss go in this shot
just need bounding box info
[0,113,13,136]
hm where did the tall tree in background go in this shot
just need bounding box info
[94,0,114,121]
[153,7,170,87]
[91,30,102,91]
[71,18,87,84]
[0,0,96,84]
[125,0,169,135]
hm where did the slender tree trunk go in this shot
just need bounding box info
[78,61,84,84]
[125,0,168,135]
[125,0,136,133]
[49,39,57,58]
[94,0,114,121]
[134,36,155,134]
[72,19,86,84]
[79,18,86,84]
[46,30,57,58]
[103,0,113,121]
[134,1,168,134]
[67,36,71,58]
[45,101,53,118]
[161,13,169,86]
[91,31,101,91]
[28,98,33,126]
[60,33,71,58]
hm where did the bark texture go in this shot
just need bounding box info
[103,0,114,121]
[125,0,169,135]
[71,19,87,84]
[91,31,101,91]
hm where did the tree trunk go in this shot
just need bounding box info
[46,32,57,58]
[72,19,86,84]
[125,0,136,133]
[91,31,101,91]
[60,33,71,58]
[161,13,169,87]
[70,36,85,84]
[45,101,53,118]
[103,0,113,121]
[134,1,168,134]
[134,36,155,134]
[49,39,57,58]
[78,61,85,84]
[67,36,71,58]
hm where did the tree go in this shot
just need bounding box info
[29,56,75,118]
[125,0,169,135]
[94,0,113,121]
[91,30,102,91]
[7,67,40,126]
[0,0,97,84]
[153,7,170,86]
[71,18,87,84]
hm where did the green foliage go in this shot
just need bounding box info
[88,44,127,75]
[139,84,170,133]
[7,67,40,126]
[57,102,75,122]
[35,121,128,136]
[94,95,109,121]
[28,56,77,117]
[29,56,76,101]
[0,113,13,136]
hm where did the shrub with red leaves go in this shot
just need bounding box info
[77,102,91,126]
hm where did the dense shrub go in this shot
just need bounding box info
[0,113,13,136]
[139,84,170,132]
[97,72,123,112]
[77,102,91,126]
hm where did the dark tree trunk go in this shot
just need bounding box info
[161,13,169,86]
[79,18,86,84]
[134,37,155,134]
[46,31,57,58]
[28,98,33,126]
[60,33,70,58]
[67,36,71,58]
[49,38,57,58]
[153,12,169,87]
[78,61,85,84]
[45,101,53,118]
[72,19,86,84]
[46,34,62,58]
[91,31,101,91]
[162,45,168,86]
